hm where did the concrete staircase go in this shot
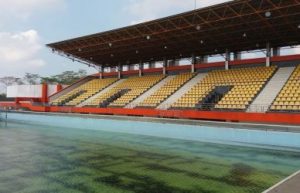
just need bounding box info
[77,79,125,107]
[125,76,174,109]
[247,67,295,113]
[157,73,208,110]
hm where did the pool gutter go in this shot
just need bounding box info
[6,110,300,133]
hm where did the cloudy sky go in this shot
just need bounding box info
[0,0,231,78]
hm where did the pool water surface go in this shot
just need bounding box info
[0,119,300,193]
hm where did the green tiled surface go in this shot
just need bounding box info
[0,121,300,193]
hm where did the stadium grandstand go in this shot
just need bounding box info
[1,0,300,125]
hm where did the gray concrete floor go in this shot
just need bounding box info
[264,171,300,193]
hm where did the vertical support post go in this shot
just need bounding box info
[56,84,63,93]
[191,53,196,73]
[41,83,48,103]
[273,47,280,57]
[163,57,167,75]
[266,42,271,67]
[225,49,230,70]
[233,52,241,60]
[199,55,208,63]
[149,61,155,69]
[99,65,104,79]
[118,63,122,79]
[139,61,143,77]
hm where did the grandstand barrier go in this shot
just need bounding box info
[1,102,300,125]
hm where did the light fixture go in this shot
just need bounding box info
[200,40,204,44]
[265,11,271,18]
[146,35,151,40]
[164,46,168,49]
[243,33,247,38]
[108,43,113,47]
[78,48,82,52]
[110,54,114,57]
[136,50,139,54]
[90,57,93,60]
[196,25,201,31]
[298,24,300,29]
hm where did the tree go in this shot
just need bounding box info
[40,69,87,85]
[0,76,23,87]
[0,93,13,101]
[0,76,23,95]
[23,73,40,84]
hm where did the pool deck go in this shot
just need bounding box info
[263,170,300,193]
[4,110,300,132]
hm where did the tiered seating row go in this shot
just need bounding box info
[172,66,276,110]
[138,73,194,107]
[51,78,117,106]
[271,65,300,111]
[85,75,165,107]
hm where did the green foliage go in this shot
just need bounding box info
[40,69,87,84]
[0,70,87,88]
[0,93,12,101]
[24,73,40,84]
[0,76,23,86]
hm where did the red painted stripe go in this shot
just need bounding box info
[1,102,298,125]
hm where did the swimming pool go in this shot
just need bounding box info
[1,112,300,193]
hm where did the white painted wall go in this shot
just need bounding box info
[7,85,59,98]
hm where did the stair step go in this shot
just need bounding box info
[157,73,208,110]
[247,67,295,113]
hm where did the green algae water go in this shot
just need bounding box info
[0,120,300,193]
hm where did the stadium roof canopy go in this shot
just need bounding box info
[47,0,300,67]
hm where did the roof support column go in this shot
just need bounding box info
[139,61,143,77]
[199,56,208,63]
[163,58,167,75]
[191,53,196,73]
[99,65,104,79]
[273,47,280,57]
[233,52,241,60]
[266,42,271,67]
[118,63,122,79]
[149,61,155,69]
[225,49,230,70]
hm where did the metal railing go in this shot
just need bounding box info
[111,102,273,112]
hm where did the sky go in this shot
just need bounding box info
[0,0,298,81]
[0,0,231,78]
